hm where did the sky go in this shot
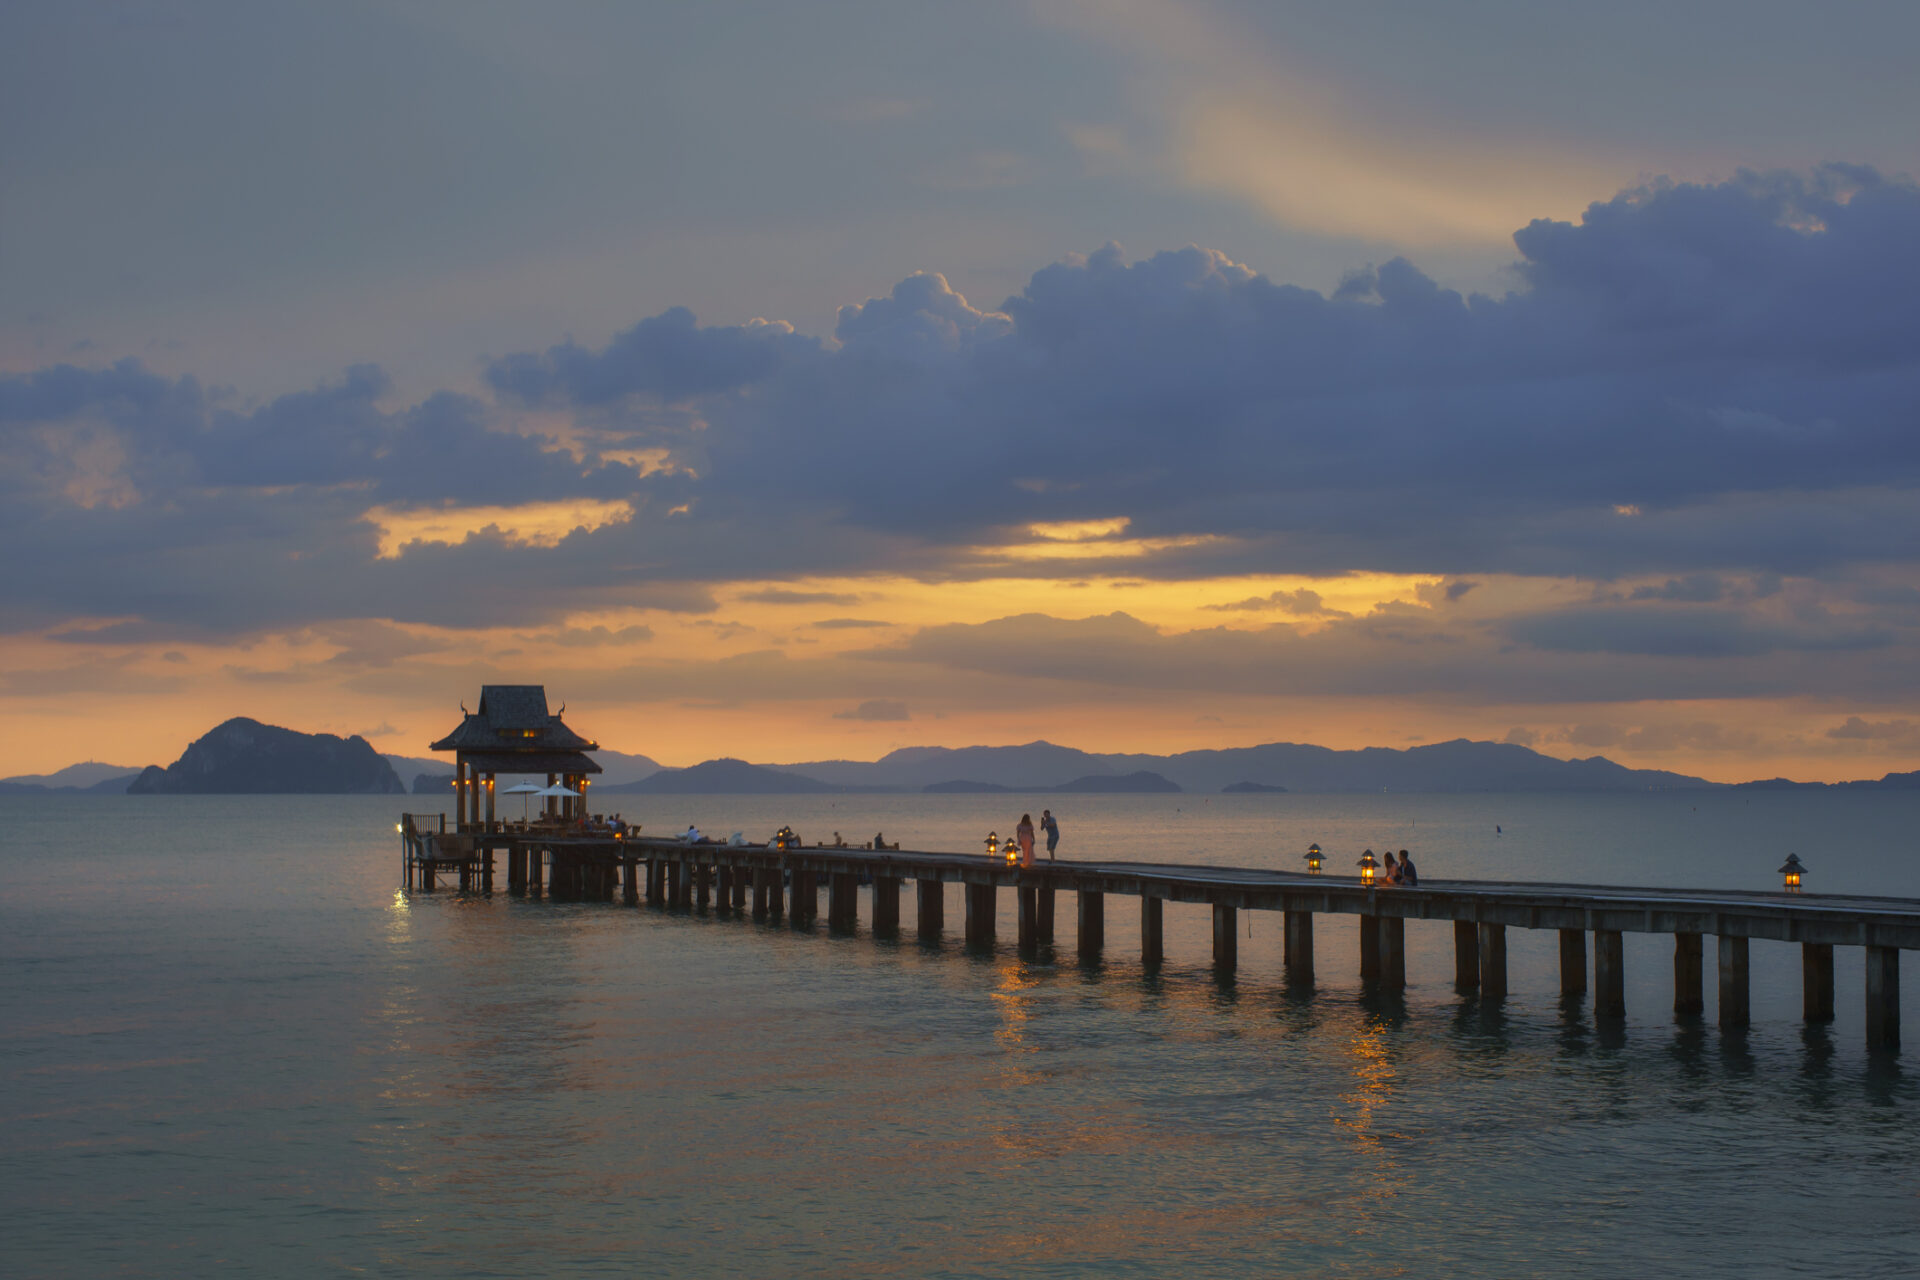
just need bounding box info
[4,0,1920,783]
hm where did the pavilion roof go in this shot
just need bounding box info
[429,684,600,755]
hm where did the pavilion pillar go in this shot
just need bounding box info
[452,760,465,830]
[1077,891,1105,960]
[1284,910,1314,985]
[546,774,556,819]
[1140,896,1164,966]
[1803,943,1835,1022]
[1478,923,1508,998]
[1866,946,1900,1049]
[1594,930,1624,1017]
[484,774,495,827]
[1673,932,1704,1015]
[1718,935,1750,1028]
[1560,928,1587,996]
[917,879,944,937]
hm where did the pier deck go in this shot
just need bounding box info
[399,821,1918,1050]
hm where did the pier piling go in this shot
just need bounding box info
[1478,923,1508,998]
[1141,896,1164,966]
[965,883,996,947]
[829,872,857,932]
[1213,903,1237,974]
[1866,946,1900,1048]
[1037,887,1056,944]
[1559,929,1587,996]
[1674,932,1704,1015]
[1359,914,1381,982]
[917,879,944,937]
[1803,943,1835,1021]
[1077,891,1105,959]
[1284,911,1314,985]
[1017,886,1038,953]
[1719,935,1751,1028]
[872,876,900,935]
[1379,916,1406,989]
[1594,930,1625,1017]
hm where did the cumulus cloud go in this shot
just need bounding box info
[1826,716,1920,746]
[1204,588,1346,616]
[8,165,1920,707]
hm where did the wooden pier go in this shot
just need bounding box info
[400,821,1919,1051]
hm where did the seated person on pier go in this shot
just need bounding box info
[683,824,702,843]
[1397,849,1418,886]
[1382,851,1402,884]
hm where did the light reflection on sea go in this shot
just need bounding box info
[2,792,1919,1277]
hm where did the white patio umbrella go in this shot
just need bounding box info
[534,782,582,820]
[501,780,544,821]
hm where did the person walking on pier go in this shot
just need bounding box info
[1041,809,1059,860]
[1016,814,1036,867]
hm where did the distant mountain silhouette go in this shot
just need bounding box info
[778,738,1721,792]
[1055,770,1181,794]
[0,763,143,795]
[1735,769,1920,791]
[128,718,404,794]
[602,757,840,795]
[385,747,660,787]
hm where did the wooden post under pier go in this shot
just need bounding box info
[1719,935,1750,1028]
[917,879,943,937]
[829,872,858,932]
[1478,923,1508,998]
[1359,914,1381,982]
[1674,932,1704,1015]
[1285,911,1314,985]
[1454,921,1479,987]
[965,882,996,947]
[1037,887,1056,944]
[1140,896,1164,966]
[1213,903,1237,975]
[1804,942,1835,1021]
[1017,885,1038,953]
[1866,945,1900,1049]
[1594,930,1625,1017]
[1559,928,1586,996]
[1077,891,1104,959]
[872,876,900,936]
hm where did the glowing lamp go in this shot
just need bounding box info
[1357,849,1380,886]
[1778,853,1806,893]
[1305,843,1323,874]
[985,831,1000,858]
[396,822,403,833]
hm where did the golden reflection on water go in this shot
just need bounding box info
[989,957,1042,1090]
[1334,1016,1403,1157]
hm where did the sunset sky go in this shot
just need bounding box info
[5,1,1920,782]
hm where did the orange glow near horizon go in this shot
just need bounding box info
[4,569,1917,785]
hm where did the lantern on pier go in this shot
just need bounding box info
[1778,853,1806,893]
[1305,843,1323,874]
[1357,849,1380,885]
[985,831,1000,858]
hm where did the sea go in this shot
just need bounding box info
[5,790,1920,1278]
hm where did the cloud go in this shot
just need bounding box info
[1204,588,1346,616]
[9,166,1920,697]
[738,589,862,606]
[1502,726,1538,746]
[833,698,911,721]
[813,618,894,630]
[1825,716,1920,748]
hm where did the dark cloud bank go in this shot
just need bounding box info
[5,167,1919,700]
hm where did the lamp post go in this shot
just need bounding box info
[1305,843,1323,874]
[1778,853,1806,893]
[1357,849,1379,886]
[985,832,1000,859]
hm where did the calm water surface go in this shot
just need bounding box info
[4,792,1920,1277]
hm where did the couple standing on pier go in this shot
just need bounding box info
[1012,810,1061,867]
